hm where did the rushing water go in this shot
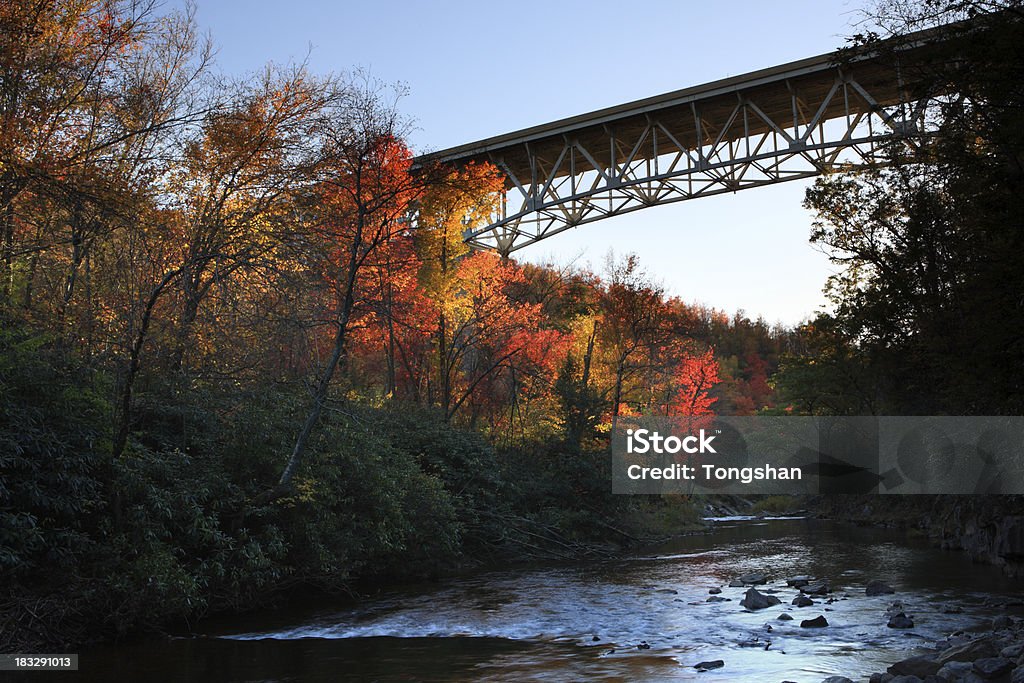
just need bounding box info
[60,518,1023,681]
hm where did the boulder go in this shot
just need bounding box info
[729,579,744,588]
[801,615,829,628]
[777,613,794,621]
[802,582,831,595]
[793,595,815,607]
[887,655,941,678]
[869,674,894,683]
[693,659,724,670]
[936,661,973,681]
[866,580,896,596]
[787,576,812,587]
[707,596,730,603]
[822,678,854,683]
[973,657,1014,679]
[939,636,1002,664]
[888,612,915,629]
[740,587,781,610]
[1000,643,1024,659]
[739,572,768,585]
[709,587,722,595]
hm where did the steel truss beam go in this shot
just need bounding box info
[476,80,928,255]
[415,29,944,256]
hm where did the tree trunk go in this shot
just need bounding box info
[278,211,363,488]
[438,310,450,419]
[1,201,14,300]
[610,355,626,435]
[113,267,182,458]
[582,320,597,388]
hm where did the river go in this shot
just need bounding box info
[63,518,1021,681]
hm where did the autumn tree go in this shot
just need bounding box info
[597,253,670,431]
[414,162,504,421]
[276,79,425,489]
[665,347,720,428]
[349,229,434,399]
[166,65,338,370]
[0,1,211,311]
[0,0,220,457]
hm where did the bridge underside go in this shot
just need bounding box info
[416,33,940,255]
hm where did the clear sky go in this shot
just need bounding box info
[180,0,871,326]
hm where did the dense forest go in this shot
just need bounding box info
[1,0,1022,652]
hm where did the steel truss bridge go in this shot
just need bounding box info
[414,26,949,256]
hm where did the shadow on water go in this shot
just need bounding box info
[31,519,1023,682]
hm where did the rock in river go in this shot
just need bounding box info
[937,635,1001,664]
[777,613,794,621]
[708,587,722,595]
[886,654,941,678]
[887,612,914,629]
[693,660,724,671]
[973,657,1014,679]
[801,582,830,595]
[801,615,829,628]
[739,572,768,585]
[936,661,973,681]
[793,595,815,607]
[1001,643,1024,659]
[786,575,812,588]
[740,587,781,610]
[866,580,896,596]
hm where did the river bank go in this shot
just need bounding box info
[810,496,1024,579]
[704,495,1024,579]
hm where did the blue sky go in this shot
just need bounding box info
[182,0,869,325]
